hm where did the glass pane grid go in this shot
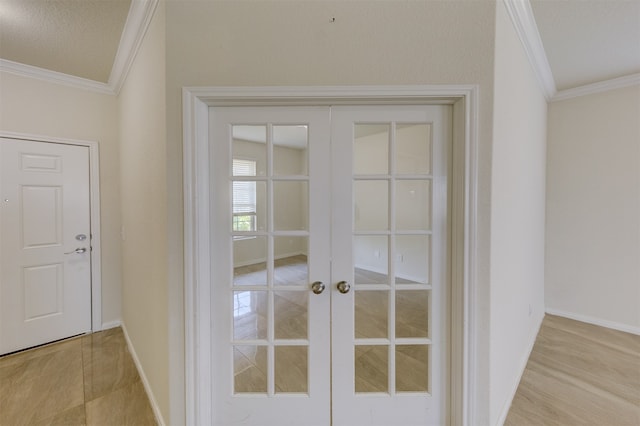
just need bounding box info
[231,121,310,397]
[353,120,433,396]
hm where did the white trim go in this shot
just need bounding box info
[108,0,159,94]
[546,308,640,336]
[0,0,158,96]
[182,85,480,426]
[503,0,557,101]
[0,59,114,95]
[552,73,640,102]
[121,323,167,426]
[100,320,122,330]
[0,131,103,333]
[495,313,544,426]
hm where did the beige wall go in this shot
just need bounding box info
[490,2,548,424]
[546,85,640,332]
[0,71,123,326]
[117,1,169,423]
[166,1,497,423]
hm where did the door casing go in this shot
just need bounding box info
[182,85,480,426]
[0,131,103,333]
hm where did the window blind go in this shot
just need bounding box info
[232,159,257,214]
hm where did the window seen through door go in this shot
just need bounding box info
[233,159,257,234]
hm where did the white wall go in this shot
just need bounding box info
[0,71,123,326]
[166,2,497,423]
[546,84,640,333]
[490,2,547,424]
[117,1,169,423]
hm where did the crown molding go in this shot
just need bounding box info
[0,58,114,95]
[0,0,158,96]
[503,0,557,101]
[108,0,159,94]
[552,73,640,102]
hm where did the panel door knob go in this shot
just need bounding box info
[336,281,350,294]
[311,281,325,295]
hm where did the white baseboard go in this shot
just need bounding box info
[495,312,545,426]
[234,251,306,268]
[545,308,640,336]
[354,263,423,284]
[120,323,166,426]
[100,320,122,331]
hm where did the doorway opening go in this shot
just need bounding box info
[182,86,479,425]
[0,131,103,355]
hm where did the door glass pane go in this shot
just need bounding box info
[273,236,308,286]
[273,181,308,231]
[274,291,308,339]
[396,290,429,338]
[355,291,388,338]
[354,236,388,285]
[395,180,431,231]
[354,124,389,175]
[274,125,308,176]
[233,291,268,340]
[355,345,388,393]
[396,345,429,392]
[234,345,267,393]
[232,181,266,233]
[395,235,430,284]
[395,123,431,175]
[275,346,308,393]
[233,236,267,286]
[232,125,267,177]
[354,180,388,231]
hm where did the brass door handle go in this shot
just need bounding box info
[311,281,325,295]
[336,281,350,294]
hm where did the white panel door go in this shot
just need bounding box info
[331,106,451,426]
[0,138,92,355]
[209,105,450,425]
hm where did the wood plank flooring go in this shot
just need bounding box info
[506,314,640,426]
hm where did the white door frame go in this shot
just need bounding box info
[0,131,103,333]
[182,85,480,426]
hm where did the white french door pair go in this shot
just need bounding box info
[210,105,451,426]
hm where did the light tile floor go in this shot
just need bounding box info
[0,327,156,426]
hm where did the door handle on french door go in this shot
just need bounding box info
[65,247,87,255]
[336,281,351,294]
[311,281,325,294]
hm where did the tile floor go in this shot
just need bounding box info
[0,327,156,426]
[232,256,431,395]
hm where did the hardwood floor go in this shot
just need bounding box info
[0,327,156,426]
[506,314,640,426]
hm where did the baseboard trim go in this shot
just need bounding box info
[545,308,640,336]
[100,320,122,331]
[495,312,544,426]
[120,323,166,426]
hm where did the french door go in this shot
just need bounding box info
[210,105,451,425]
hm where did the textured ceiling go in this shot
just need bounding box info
[0,0,131,83]
[0,1,638,91]
[530,0,640,91]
